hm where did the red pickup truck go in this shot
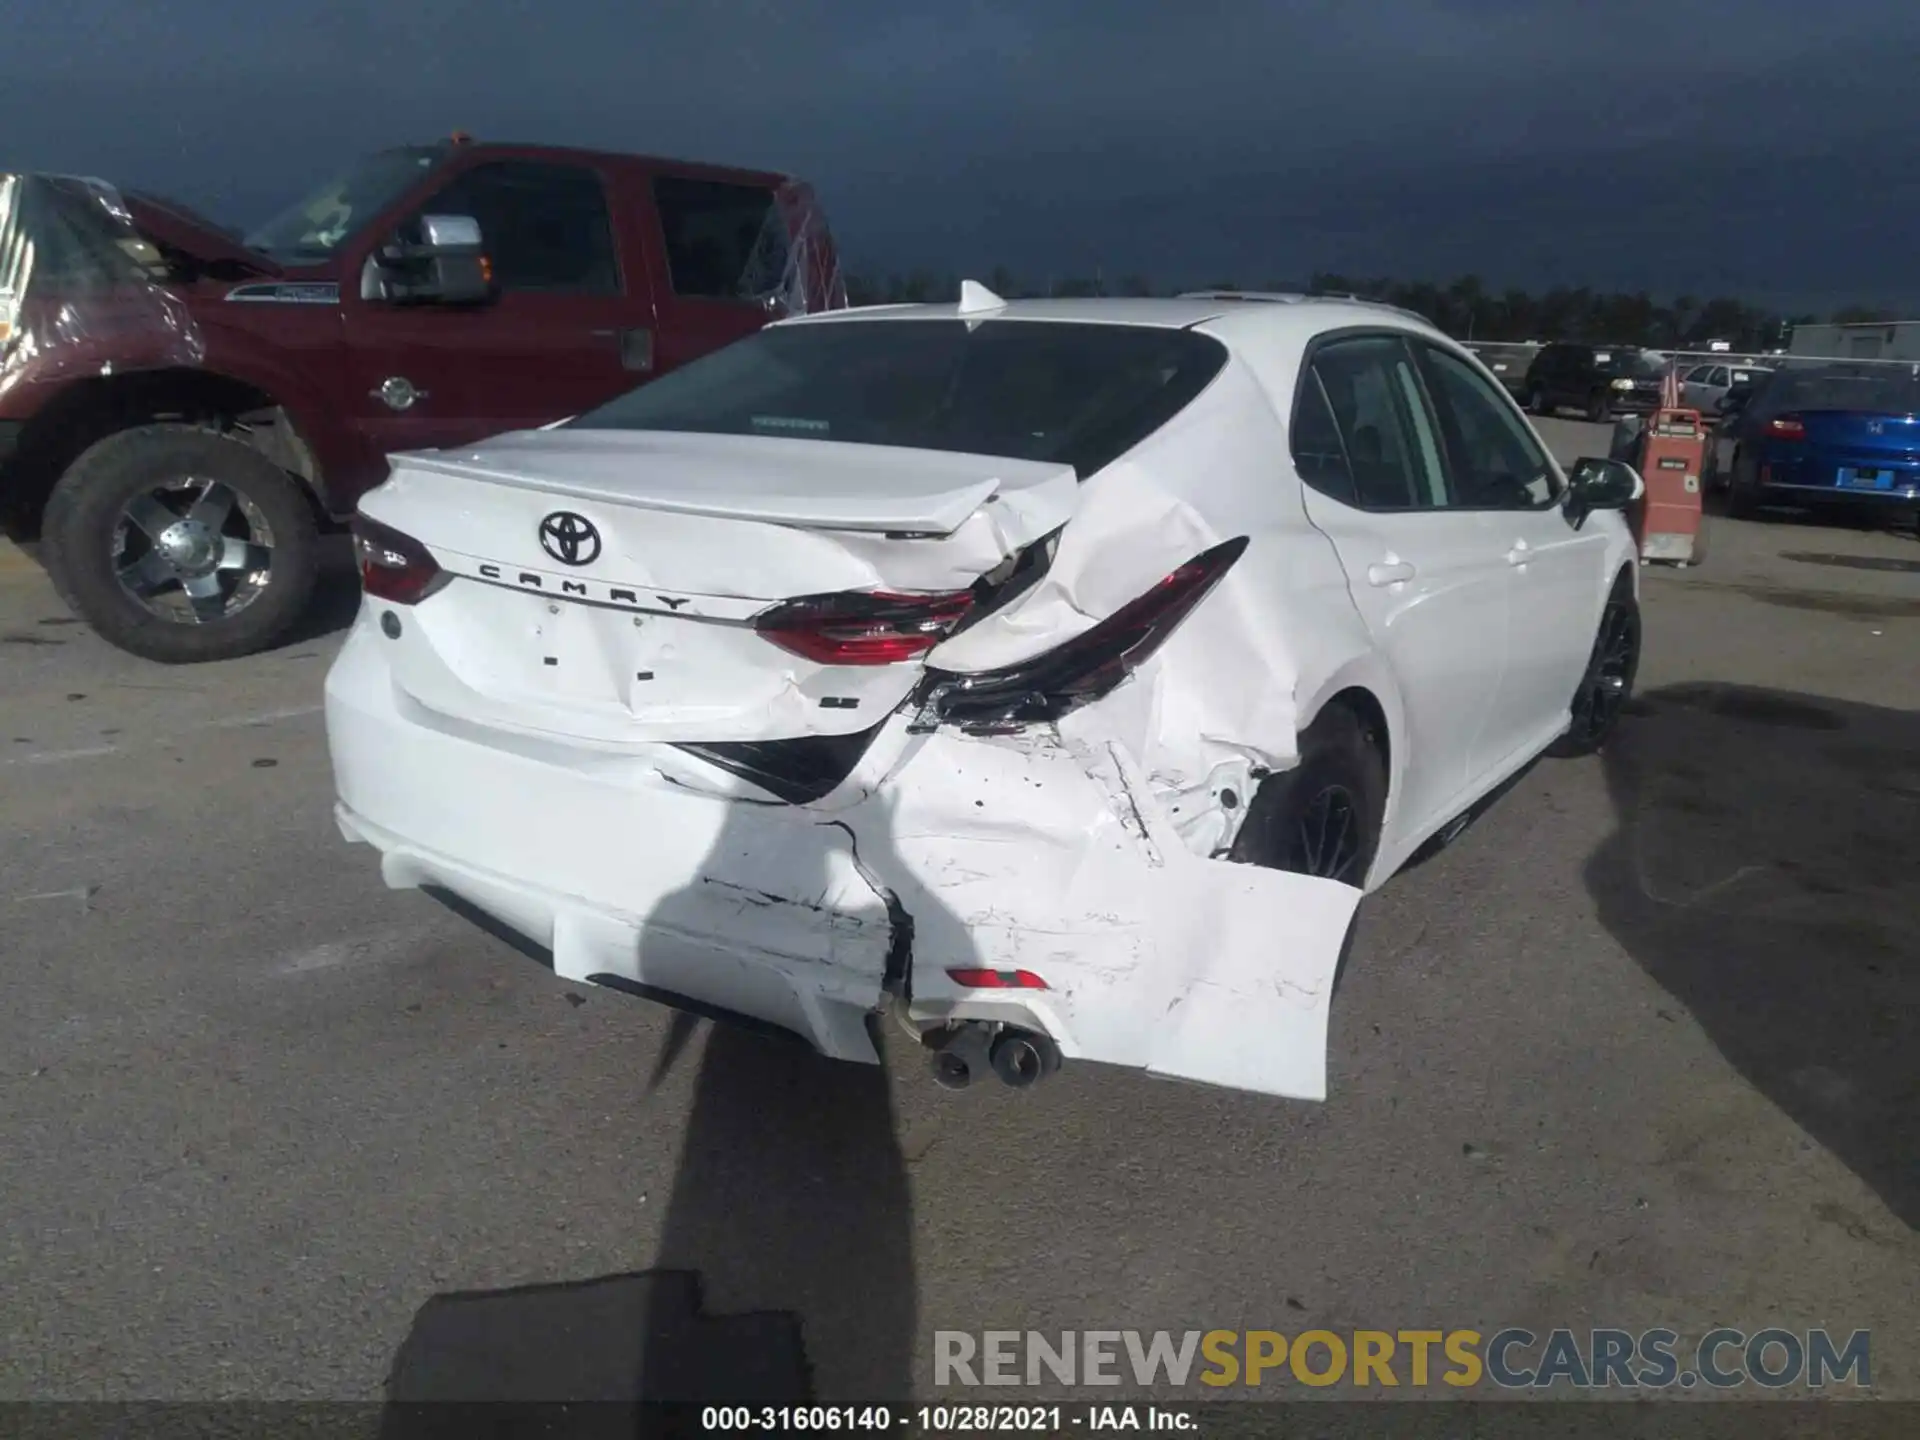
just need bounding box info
[0,139,844,661]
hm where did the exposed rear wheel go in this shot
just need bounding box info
[1231,705,1386,887]
[41,425,319,664]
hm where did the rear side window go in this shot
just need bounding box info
[1297,334,1450,510]
[653,177,786,299]
[571,318,1227,477]
[420,161,619,294]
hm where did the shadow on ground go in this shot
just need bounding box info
[1701,486,1920,540]
[377,794,937,1432]
[1585,681,1919,1229]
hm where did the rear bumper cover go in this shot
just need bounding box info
[325,617,1362,1099]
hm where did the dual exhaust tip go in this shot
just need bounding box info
[928,1021,1062,1091]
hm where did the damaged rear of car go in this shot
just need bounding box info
[326,299,1385,1100]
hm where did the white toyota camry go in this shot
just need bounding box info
[325,286,1644,1101]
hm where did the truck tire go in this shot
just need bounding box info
[41,425,319,664]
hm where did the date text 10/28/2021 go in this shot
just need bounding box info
[701,1406,1190,1432]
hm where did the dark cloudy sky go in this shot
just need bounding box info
[4,1,1915,310]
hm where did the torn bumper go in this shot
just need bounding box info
[326,620,1362,1100]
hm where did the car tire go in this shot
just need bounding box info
[41,424,320,664]
[1230,703,1387,889]
[1527,386,1549,416]
[1547,576,1640,758]
[1586,392,1611,423]
[1723,449,1758,520]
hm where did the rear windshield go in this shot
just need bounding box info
[1601,350,1668,377]
[570,318,1229,477]
[1771,368,1920,414]
[1469,343,1536,366]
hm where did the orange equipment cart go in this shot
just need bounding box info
[1632,406,1708,566]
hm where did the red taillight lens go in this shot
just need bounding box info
[919,535,1249,732]
[947,968,1049,990]
[352,514,449,605]
[754,588,975,665]
[1767,413,1806,440]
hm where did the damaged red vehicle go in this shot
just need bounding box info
[0,141,844,662]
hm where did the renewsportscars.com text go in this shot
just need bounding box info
[934,1328,1872,1391]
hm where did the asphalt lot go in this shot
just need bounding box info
[2,416,1916,1405]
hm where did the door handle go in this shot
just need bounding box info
[1506,539,1530,566]
[618,327,654,372]
[1366,559,1416,587]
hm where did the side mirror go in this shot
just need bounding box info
[364,213,493,306]
[1565,456,1642,525]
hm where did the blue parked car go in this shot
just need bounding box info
[1715,364,1920,526]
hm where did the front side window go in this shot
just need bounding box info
[652,177,784,300]
[1298,334,1450,510]
[246,146,447,263]
[418,161,619,295]
[571,319,1227,477]
[1417,343,1560,508]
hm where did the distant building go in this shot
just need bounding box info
[1788,320,1920,361]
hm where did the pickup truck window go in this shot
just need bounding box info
[653,176,784,300]
[420,161,619,295]
[246,146,446,263]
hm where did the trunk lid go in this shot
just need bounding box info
[360,429,1078,751]
[1799,409,1920,464]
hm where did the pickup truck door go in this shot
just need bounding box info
[637,174,793,375]
[339,156,657,464]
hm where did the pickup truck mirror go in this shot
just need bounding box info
[364,213,494,306]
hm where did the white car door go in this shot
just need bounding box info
[1292,332,1512,845]
[1412,340,1611,770]
[1680,365,1715,411]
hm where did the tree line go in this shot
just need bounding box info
[842,268,1904,352]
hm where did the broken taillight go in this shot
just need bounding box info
[754,588,975,665]
[916,535,1249,731]
[352,514,450,605]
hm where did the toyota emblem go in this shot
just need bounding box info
[538,511,601,566]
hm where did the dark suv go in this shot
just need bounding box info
[1522,344,1669,422]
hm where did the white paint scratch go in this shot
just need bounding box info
[1,704,322,769]
[1632,840,1769,911]
[14,885,98,914]
[5,745,119,767]
[211,704,324,729]
[264,924,442,979]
